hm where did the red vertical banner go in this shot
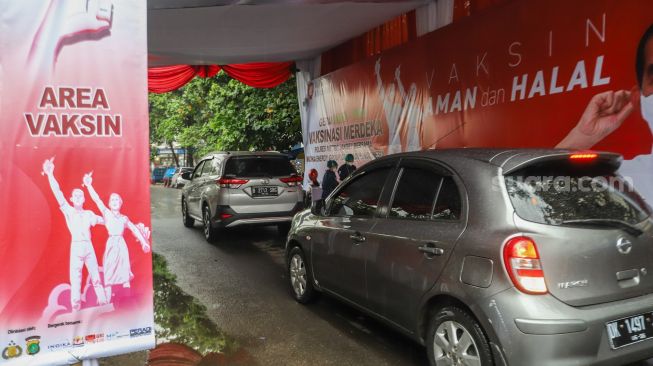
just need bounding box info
[0,0,153,364]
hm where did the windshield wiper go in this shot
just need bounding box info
[558,219,643,236]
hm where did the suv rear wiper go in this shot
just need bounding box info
[558,219,643,236]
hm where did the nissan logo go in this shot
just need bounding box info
[616,237,633,255]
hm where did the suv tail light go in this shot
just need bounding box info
[279,176,303,187]
[217,178,249,188]
[503,236,548,294]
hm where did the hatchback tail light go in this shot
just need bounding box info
[503,236,548,294]
[569,153,598,161]
[279,176,303,187]
[217,178,249,188]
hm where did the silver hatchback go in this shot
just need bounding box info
[286,149,653,366]
[181,151,304,242]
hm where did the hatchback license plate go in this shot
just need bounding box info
[606,312,653,349]
[252,186,278,197]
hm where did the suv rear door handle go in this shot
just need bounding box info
[418,243,444,257]
[349,232,366,243]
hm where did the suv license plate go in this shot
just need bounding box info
[252,186,278,197]
[606,312,653,349]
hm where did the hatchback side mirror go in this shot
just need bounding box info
[181,172,192,180]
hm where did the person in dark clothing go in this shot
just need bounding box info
[321,160,339,200]
[338,154,357,181]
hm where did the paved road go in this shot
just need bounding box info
[151,185,427,366]
[151,185,653,366]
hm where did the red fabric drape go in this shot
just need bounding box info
[221,62,293,89]
[148,62,292,93]
[148,65,221,93]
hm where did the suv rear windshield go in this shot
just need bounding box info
[505,161,651,226]
[224,156,296,177]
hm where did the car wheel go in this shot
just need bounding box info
[287,246,318,304]
[427,306,493,366]
[202,205,218,242]
[181,198,194,228]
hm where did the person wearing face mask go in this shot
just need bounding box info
[557,24,653,203]
[338,154,357,181]
[322,160,339,200]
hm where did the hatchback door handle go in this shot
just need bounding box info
[418,244,444,256]
[349,233,366,243]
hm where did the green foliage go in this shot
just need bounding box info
[153,253,238,354]
[149,72,301,162]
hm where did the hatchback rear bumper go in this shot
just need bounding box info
[210,203,304,228]
[482,288,653,366]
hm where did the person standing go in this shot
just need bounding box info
[338,154,357,181]
[83,172,151,304]
[322,160,339,200]
[42,157,107,311]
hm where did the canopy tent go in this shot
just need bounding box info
[148,0,427,65]
[147,0,428,91]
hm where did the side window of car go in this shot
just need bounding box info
[389,167,443,221]
[202,159,216,176]
[433,177,462,220]
[192,161,205,179]
[213,159,222,176]
[329,167,392,217]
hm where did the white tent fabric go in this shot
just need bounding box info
[148,0,427,66]
[416,0,454,36]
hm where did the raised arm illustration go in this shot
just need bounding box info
[395,65,408,102]
[42,157,66,207]
[83,172,108,214]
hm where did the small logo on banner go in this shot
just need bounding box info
[130,327,152,338]
[47,341,72,351]
[2,341,23,360]
[25,336,40,355]
[72,336,84,347]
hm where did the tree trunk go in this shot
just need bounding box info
[168,141,179,167]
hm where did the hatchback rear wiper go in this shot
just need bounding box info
[558,219,643,236]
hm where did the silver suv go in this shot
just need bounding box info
[286,149,653,366]
[181,151,304,241]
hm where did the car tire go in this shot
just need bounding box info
[277,222,291,236]
[202,204,218,243]
[287,246,318,304]
[181,198,194,228]
[426,306,493,366]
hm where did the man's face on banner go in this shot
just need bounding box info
[307,83,314,99]
[109,193,123,210]
[70,189,85,207]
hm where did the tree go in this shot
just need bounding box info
[149,73,301,165]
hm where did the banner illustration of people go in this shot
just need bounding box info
[42,158,109,312]
[301,0,653,203]
[82,171,151,304]
[0,0,153,364]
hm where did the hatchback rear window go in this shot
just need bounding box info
[505,161,651,226]
[224,156,296,177]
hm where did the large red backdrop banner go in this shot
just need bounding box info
[0,0,154,363]
[302,0,653,204]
